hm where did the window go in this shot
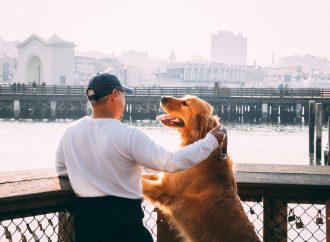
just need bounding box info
[60,75,66,84]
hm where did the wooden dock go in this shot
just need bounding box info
[1,164,330,241]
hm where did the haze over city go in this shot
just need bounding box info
[1,0,330,65]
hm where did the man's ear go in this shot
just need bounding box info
[111,89,118,100]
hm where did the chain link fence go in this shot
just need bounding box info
[0,199,327,242]
[0,210,74,242]
[241,198,326,242]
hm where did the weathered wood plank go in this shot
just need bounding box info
[0,168,57,184]
[0,164,329,218]
[235,163,330,175]
[0,177,71,199]
[0,176,74,218]
[236,172,330,187]
[1,164,330,203]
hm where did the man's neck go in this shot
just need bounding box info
[91,109,117,119]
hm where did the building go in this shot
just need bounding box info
[0,37,18,58]
[119,50,149,66]
[15,34,75,85]
[154,62,247,87]
[75,56,125,86]
[211,31,247,65]
[278,55,330,72]
[0,54,16,82]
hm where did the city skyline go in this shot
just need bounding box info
[1,0,330,65]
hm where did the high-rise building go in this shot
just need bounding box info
[211,31,247,65]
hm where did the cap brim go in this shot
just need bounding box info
[122,86,134,94]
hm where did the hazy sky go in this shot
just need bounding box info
[1,0,330,64]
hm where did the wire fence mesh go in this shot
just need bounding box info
[0,199,327,242]
[0,210,74,242]
[241,199,326,242]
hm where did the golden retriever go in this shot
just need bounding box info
[142,95,260,242]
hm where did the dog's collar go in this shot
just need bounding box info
[219,127,227,160]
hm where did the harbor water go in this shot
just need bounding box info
[1,119,329,172]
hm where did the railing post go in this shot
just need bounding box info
[13,100,20,120]
[58,211,74,242]
[326,199,330,242]
[309,101,316,154]
[316,103,323,161]
[263,198,287,242]
[328,117,330,166]
[262,103,269,122]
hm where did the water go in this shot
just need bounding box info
[1,119,329,172]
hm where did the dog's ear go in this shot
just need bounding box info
[189,112,219,142]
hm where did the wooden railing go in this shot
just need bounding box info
[1,164,330,241]
[2,84,330,99]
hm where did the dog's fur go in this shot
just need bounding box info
[142,95,260,242]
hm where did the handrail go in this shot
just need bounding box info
[1,164,330,241]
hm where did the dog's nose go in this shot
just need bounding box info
[161,96,167,104]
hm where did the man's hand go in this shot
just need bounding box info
[209,125,227,144]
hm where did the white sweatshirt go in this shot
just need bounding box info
[55,116,218,198]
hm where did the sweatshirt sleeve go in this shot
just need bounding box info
[55,135,68,177]
[130,128,218,172]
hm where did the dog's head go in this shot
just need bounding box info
[157,95,220,145]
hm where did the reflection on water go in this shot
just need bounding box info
[0,119,329,172]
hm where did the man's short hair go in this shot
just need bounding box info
[90,94,109,106]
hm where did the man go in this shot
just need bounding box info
[55,73,226,242]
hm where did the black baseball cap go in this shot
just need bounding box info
[86,73,133,101]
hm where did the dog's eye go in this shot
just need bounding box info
[182,101,188,106]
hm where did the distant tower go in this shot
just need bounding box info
[211,31,247,65]
[169,49,176,63]
[272,52,275,65]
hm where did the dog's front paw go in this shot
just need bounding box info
[142,173,159,181]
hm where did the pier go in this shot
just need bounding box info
[1,164,330,241]
[1,85,330,123]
